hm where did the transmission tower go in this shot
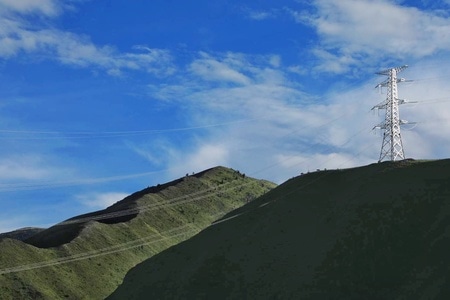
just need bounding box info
[372,65,410,163]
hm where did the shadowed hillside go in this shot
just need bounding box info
[0,228,45,242]
[108,159,450,299]
[0,166,275,300]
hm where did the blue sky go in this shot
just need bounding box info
[2,0,450,232]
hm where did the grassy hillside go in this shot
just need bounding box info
[109,159,450,299]
[0,166,275,300]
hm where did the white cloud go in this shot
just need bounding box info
[145,51,450,184]
[269,55,281,68]
[294,0,450,73]
[0,155,54,181]
[0,3,174,76]
[189,53,251,85]
[76,192,129,209]
[276,152,372,173]
[287,65,307,75]
[0,215,42,234]
[179,144,229,174]
[127,139,179,167]
[145,52,376,182]
[248,10,272,20]
[0,0,60,16]
[128,144,162,166]
[310,48,357,74]
[0,154,86,194]
[241,6,278,21]
[0,23,175,75]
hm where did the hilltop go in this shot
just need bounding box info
[0,228,45,242]
[0,166,275,299]
[109,159,450,299]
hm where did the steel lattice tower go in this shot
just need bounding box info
[373,65,409,162]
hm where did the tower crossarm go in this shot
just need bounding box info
[373,122,386,130]
[373,98,413,109]
[375,77,408,88]
[375,64,408,76]
[375,78,389,89]
[372,101,388,110]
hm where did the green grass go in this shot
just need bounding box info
[0,166,275,300]
[108,159,450,299]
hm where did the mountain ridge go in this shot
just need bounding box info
[0,228,45,242]
[108,159,450,299]
[0,166,275,299]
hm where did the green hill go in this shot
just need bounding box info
[108,159,450,299]
[0,228,45,242]
[0,166,275,299]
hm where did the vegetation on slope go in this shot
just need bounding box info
[0,166,275,300]
[0,228,45,242]
[109,159,450,299]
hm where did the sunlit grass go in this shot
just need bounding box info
[0,166,275,300]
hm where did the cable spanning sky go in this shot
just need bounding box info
[1,0,450,232]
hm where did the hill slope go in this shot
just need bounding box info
[109,159,450,299]
[0,228,45,242]
[0,166,275,300]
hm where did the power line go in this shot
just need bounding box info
[411,97,450,105]
[3,69,445,232]
[1,111,373,229]
[0,169,178,192]
[0,138,378,275]
[0,73,386,274]
[0,66,447,275]
[58,178,257,226]
[0,95,368,193]
[0,118,265,140]
[0,224,196,275]
[3,118,372,229]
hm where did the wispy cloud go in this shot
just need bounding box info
[310,48,358,74]
[126,139,179,167]
[291,0,450,73]
[248,10,272,21]
[141,51,375,181]
[287,65,307,75]
[2,0,450,234]
[0,0,61,16]
[189,52,251,85]
[167,143,230,178]
[0,215,43,233]
[0,155,76,186]
[0,1,174,76]
[141,50,450,182]
[239,5,278,21]
[76,192,129,209]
